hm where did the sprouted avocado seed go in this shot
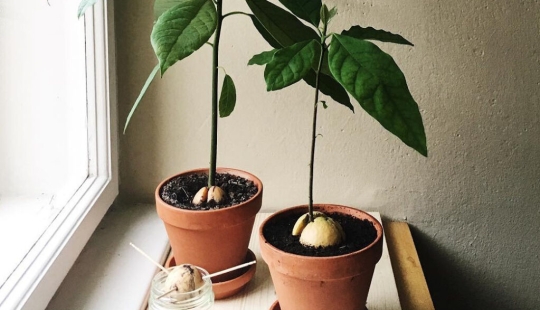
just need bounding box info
[293,213,345,247]
[192,186,226,205]
[291,211,325,236]
[192,187,209,205]
[208,186,225,203]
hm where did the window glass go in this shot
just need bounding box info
[0,0,87,286]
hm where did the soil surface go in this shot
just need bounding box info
[263,211,377,257]
[160,173,258,210]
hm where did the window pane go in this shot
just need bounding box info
[0,0,87,286]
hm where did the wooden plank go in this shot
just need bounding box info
[385,222,435,310]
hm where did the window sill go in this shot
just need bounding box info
[48,209,411,310]
[46,203,168,310]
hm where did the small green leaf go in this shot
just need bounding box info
[303,71,354,111]
[328,34,426,156]
[151,0,217,75]
[247,0,319,48]
[154,0,183,20]
[321,101,328,109]
[320,4,337,25]
[342,26,413,46]
[77,0,98,19]
[264,40,321,91]
[124,65,160,134]
[219,75,236,118]
[248,49,278,66]
[278,0,321,26]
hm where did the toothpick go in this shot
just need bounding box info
[157,287,177,300]
[203,260,256,279]
[129,242,170,274]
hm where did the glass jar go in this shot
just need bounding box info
[148,266,214,310]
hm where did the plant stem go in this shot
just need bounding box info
[308,45,326,222]
[222,11,250,19]
[209,0,223,187]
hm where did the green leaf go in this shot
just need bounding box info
[246,0,319,48]
[342,26,413,46]
[248,49,278,66]
[303,70,354,111]
[124,65,160,134]
[247,6,351,111]
[264,40,321,91]
[328,34,426,155]
[278,0,321,26]
[320,4,337,25]
[219,75,236,118]
[151,0,217,75]
[249,15,281,49]
[154,0,183,20]
[77,0,98,19]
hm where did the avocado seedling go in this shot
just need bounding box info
[249,1,426,249]
[78,0,264,209]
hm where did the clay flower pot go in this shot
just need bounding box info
[259,204,383,310]
[156,168,263,282]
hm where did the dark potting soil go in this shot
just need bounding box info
[263,212,377,257]
[160,173,258,210]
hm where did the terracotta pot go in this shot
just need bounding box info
[259,204,383,310]
[156,167,263,283]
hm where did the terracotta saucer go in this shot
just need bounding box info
[165,249,257,300]
[270,300,367,310]
[270,300,281,310]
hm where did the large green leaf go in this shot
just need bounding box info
[248,49,278,66]
[246,0,319,47]
[154,0,183,20]
[151,0,217,75]
[303,70,353,111]
[249,15,281,49]
[264,40,321,91]
[219,75,236,118]
[342,26,413,46]
[328,34,426,155]
[77,0,98,18]
[124,65,160,134]
[278,0,321,26]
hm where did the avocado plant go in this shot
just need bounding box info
[78,0,269,206]
[248,0,427,247]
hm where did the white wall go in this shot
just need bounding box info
[115,0,540,309]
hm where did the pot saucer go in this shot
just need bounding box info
[270,300,281,310]
[165,248,257,300]
[270,300,367,310]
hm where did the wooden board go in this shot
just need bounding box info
[385,222,435,310]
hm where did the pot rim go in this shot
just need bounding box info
[155,167,263,215]
[259,204,383,261]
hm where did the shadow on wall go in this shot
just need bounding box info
[410,225,524,310]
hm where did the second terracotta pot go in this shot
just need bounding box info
[259,204,383,310]
[156,167,263,283]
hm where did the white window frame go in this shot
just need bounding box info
[0,1,118,309]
